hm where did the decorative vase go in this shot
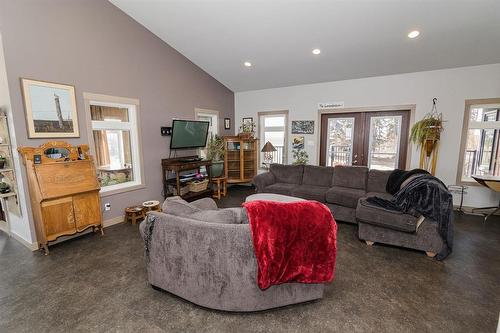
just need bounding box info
[209,161,224,178]
[0,160,5,169]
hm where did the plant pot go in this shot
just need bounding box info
[238,132,253,140]
[209,161,224,178]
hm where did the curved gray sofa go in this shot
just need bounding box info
[139,207,324,312]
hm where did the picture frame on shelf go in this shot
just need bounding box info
[20,78,80,138]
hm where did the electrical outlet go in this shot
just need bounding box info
[104,203,111,211]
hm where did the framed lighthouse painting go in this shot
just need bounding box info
[21,78,80,138]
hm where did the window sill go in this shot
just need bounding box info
[455,180,481,187]
[99,183,146,197]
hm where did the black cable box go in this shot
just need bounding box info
[179,157,203,163]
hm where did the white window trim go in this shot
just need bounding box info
[258,110,289,166]
[83,92,145,197]
[195,108,219,135]
[457,99,500,185]
[195,108,220,159]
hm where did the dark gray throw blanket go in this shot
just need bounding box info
[367,173,453,260]
[143,214,156,262]
[386,168,429,194]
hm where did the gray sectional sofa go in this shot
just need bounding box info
[139,197,325,312]
[253,164,444,257]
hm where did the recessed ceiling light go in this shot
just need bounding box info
[312,48,321,55]
[244,61,252,67]
[408,30,420,39]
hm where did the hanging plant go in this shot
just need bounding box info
[409,98,444,175]
[409,114,443,147]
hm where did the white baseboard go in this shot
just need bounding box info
[103,215,124,228]
[19,216,125,252]
[11,232,38,251]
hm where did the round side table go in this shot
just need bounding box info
[124,206,146,225]
[143,200,161,213]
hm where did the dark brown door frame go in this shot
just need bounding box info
[319,112,365,166]
[320,109,411,169]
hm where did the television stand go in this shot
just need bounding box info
[162,156,212,201]
[179,157,203,163]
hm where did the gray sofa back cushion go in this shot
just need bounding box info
[367,169,392,193]
[333,165,368,190]
[188,209,239,224]
[270,164,304,184]
[162,197,201,216]
[303,165,334,187]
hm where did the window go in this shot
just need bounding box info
[85,94,143,195]
[458,99,500,183]
[258,111,288,165]
[195,109,219,158]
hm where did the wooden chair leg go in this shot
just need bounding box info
[426,251,436,258]
[222,180,227,197]
[365,240,375,246]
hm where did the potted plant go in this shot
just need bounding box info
[0,181,10,194]
[292,148,309,165]
[0,155,6,169]
[410,110,443,174]
[206,134,225,177]
[239,119,256,139]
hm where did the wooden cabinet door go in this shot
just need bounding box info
[41,197,76,241]
[73,192,101,232]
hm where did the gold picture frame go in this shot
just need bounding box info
[21,78,80,138]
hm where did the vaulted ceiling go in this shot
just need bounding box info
[111,0,500,92]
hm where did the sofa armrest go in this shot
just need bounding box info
[252,172,276,192]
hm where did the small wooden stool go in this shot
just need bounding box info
[124,206,145,225]
[142,200,161,213]
[211,176,227,200]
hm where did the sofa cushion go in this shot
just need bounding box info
[326,186,366,208]
[189,197,219,210]
[367,169,392,193]
[333,165,368,190]
[263,182,297,196]
[364,191,394,201]
[188,209,239,224]
[291,185,329,202]
[356,198,418,233]
[270,164,304,184]
[326,203,356,224]
[162,196,201,216]
[303,165,334,187]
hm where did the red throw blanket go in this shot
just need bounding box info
[242,200,337,290]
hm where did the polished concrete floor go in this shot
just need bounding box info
[1,185,499,333]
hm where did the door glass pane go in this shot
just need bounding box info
[326,118,354,166]
[368,116,402,170]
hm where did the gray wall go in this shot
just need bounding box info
[0,0,234,236]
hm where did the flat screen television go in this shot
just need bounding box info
[170,119,210,149]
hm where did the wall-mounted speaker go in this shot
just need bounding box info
[161,126,172,136]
